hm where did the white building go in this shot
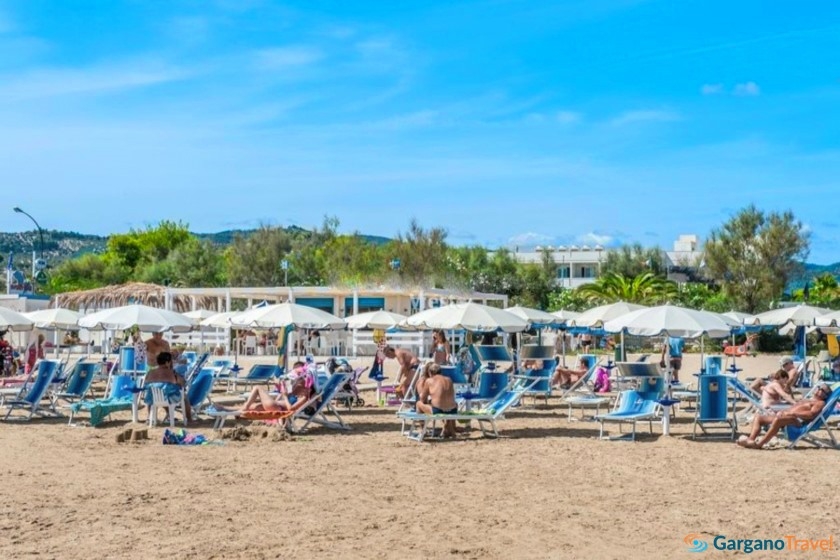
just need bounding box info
[663,234,705,283]
[509,245,607,288]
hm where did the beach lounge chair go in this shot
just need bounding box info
[784,387,840,449]
[207,371,350,431]
[0,360,61,421]
[180,368,217,416]
[724,374,789,422]
[288,372,351,433]
[595,389,661,441]
[397,381,535,442]
[68,374,139,427]
[229,364,283,392]
[49,362,102,412]
[515,345,557,405]
[183,352,209,385]
[559,355,610,419]
[692,375,736,439]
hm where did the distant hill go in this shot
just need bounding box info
[789,262,840,290]
[0,227,393,268]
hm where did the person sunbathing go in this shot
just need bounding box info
[751,356,798,395]
[737,383,832,449]
[238,373,312,413]
[415,363,458,438]
[145,351,192,422]
[551,357,588,388]
[760,369,797,409]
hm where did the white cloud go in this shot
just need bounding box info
[0,62,188,101]
[507,232,554,248]
[701,83,724,95]
[610,109,680,126]
[254,46,323,69]
[733,81,761,96]
[556,110,582,124]
[577,232,614,246]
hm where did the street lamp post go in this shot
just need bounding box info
[13,207,46,287]
[280,258,289,286]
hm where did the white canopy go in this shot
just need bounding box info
[182,309,217,322]
[23,308,84,330]
[814,309,840,328]
[746,304,830,327]
[78,304,194,333]
[230,302,346,330]
[402,302,527,333]
[570,301,648,328]
[200,311,240,329]
[603,304,732,339]
[551,309,581,322]
[505,305,564,327]
[345,310,407,330]
[0,307,34,332]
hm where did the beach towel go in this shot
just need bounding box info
[162,428,213,445]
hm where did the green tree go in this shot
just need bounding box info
[168,239,226,287]
[287,216,338,285]
[577,272,678,305]
[704,205,809,313]
[601,243,665,278]
[44,253,129,294]
[321,234,386,285]
[389,219,448,286]
[225,226,294,286]
[672,282,731,312]
[547,288,590,312]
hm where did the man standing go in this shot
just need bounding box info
[660,336,685,384]
[383,346,419,397]
[145,332,172,369]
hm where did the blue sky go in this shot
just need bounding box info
[2,1,839,262]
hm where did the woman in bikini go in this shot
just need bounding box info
[431,330,451,365]
[760,369,797,410]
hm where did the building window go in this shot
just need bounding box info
[556,266,570,279]
[580,266,595,279]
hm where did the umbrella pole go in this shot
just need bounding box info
[561,331,566,367]
[662,334,672,437]
[700,336,705,373]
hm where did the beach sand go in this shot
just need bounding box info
[0,353,837,559]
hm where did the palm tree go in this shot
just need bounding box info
[576,272,678,305]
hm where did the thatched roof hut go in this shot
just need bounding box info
[52,282,217,313]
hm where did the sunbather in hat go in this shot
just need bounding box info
[737,383,832,449]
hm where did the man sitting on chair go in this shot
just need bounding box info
[145,352,192,422]
[737,383,832,449]
[415,363,458,438]
[551,357,588,389]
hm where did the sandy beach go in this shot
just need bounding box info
[0,352,837,560]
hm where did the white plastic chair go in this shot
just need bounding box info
[148,386,186,428]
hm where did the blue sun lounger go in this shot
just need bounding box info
[595,389,661,441]
[229,364,283,392]
[397,382,533,442]
[68,374,138,427]
[785,387,840,449]
[1,360,61,421]
[49,362,102,412]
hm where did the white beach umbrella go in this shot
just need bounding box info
[604,304,732,436]
[182,309,217,322]
[23,308,83,330]
[813,309,840,328]
[721,310,752,325]
[345,310,407,330]
[505,305,564,327]
[570,301,648,328]
[603,305,733,339]
[745,304,830,327]
[78,304,194,333]
[551,309,581,322]
[402,302,527,333]
[230,302,346,330]
[200,311,240,328]
[0,307,34,332]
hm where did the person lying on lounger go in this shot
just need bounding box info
[415,363,458,438]
[238,373,313,413]
[737,383,832,449]
[551,357,588,389]
[145,351,192,422]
